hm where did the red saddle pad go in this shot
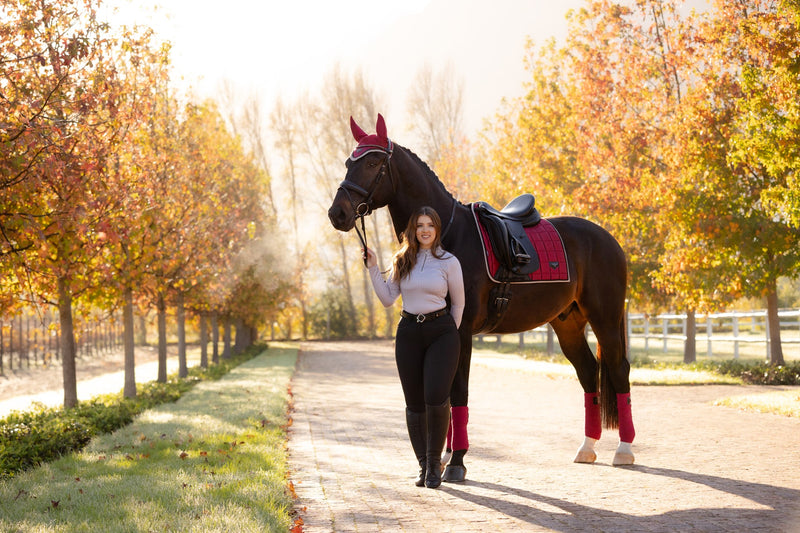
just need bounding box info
[472,205,570,283]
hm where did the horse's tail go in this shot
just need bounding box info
[599,358,619,430]
[599,313,627,430]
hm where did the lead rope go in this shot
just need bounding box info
[355,213,369,266]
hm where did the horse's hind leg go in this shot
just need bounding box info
[591,314,635,465]
[550,312,601,464]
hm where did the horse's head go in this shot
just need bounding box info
[328,114,396,231]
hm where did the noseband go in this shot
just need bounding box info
[337,141,396,264]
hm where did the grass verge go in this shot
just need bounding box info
[0,343,297,533]
[714,389,800,418]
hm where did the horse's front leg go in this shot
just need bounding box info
[550,317,602,464]
[442,327,472,482]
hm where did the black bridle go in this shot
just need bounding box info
[337,140,458,266]
[337,141,396,265]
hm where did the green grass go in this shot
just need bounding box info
[714,389,800,417]
[0,344,298,533]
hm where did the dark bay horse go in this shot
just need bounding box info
[328,114,635,474]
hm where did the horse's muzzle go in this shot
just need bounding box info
[328,204,355,232]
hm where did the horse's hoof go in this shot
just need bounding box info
[440,449,452,471]
[442,465,466,482]
[573,449,597,464]
[612,451,635,466]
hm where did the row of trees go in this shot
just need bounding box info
[1,0,292,407]
[477,0,800,365]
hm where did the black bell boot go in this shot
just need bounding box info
[442,449,467,482]
[425,399,451,489]
[405,408,428,487]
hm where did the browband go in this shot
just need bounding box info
[349,139,393,161]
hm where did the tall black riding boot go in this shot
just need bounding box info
[405,408,428,487]
[425,399,451,489]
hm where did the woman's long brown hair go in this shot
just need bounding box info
[391,206,445,281]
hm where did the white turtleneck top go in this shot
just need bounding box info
[369,247,465,328]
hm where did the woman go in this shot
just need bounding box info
[364,206,465,489]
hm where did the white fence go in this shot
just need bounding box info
[480,309,800,360]
[626,309,800,359]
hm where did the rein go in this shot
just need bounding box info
[338,142,395,265]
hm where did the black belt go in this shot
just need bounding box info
[401,308,449,323]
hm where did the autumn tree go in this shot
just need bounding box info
[89,26,172,398]
[657,0,800,365]
[141,99,273,378]
[0,0,164,406]
[485,1,690,313]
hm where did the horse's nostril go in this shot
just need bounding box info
[328,205,348,228]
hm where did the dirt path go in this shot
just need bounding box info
[289,340,800,532]
[0,345,201,416]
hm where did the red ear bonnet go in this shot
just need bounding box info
[350,116,367,142]
[350,113,392,160]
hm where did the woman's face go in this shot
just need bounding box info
[415,214,437,249]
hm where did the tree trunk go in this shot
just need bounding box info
[233,317,245,354]
[123,286,136,398]
[177,291,187,378]
[766,280,785,366]
[57,277,78,408]
[136,313,147,345]
[211,312,219,364]
[684,309,697,364]
[300,297,308,340]
[199,313,208,368]
[237,321,253,351]
[222,317,232,359]
[157,292,167,382]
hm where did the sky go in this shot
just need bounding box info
[105,0,586,136]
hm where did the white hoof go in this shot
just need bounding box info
[440,449,452,470]
[574,449,597,463]
[612,442,635,466]
[573,436,598,464]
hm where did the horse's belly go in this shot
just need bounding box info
[482,283,575,334]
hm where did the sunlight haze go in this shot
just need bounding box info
[108,0,584,135]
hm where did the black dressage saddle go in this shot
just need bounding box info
[474,193,542,275]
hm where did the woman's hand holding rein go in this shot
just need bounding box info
[363,247,377,268]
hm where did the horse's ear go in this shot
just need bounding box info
[350,116,367,142]
[376,113,387,142]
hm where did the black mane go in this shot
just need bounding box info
[397,144,465,207]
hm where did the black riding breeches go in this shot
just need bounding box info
[394,313,460,412]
